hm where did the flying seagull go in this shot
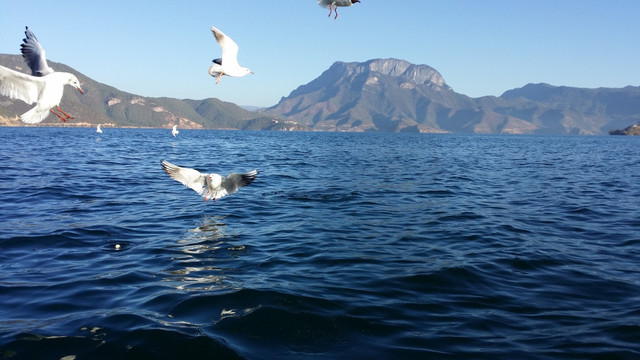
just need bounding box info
[96,124,102,133]
[161,160,258,202]
[208,26,253,84]
[172,125,179,137]
[0,26,84,124]
[317,0,360,19]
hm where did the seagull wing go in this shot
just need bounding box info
[161,160,207,197]
[211,26,240,67]
[0,65,43,105]
[20,27,54,77]
[219,170,258,198]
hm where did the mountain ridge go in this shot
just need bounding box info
[2,55,639,134]
[266,58,640,134]
[0,54,305,131]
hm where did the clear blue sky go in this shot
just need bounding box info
[1,1,639,107]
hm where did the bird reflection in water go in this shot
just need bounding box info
[165,215,246,291]
[182,215,228,248]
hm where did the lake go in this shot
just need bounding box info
[1,127,639,359]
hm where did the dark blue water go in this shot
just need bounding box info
[1,127,639,359]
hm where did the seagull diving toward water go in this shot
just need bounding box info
[317,0,360,19]
[96,124,102,133]
[161,160,258,202]
[172,125,179,137]
[0,26,84,124]
[208,26,253,84]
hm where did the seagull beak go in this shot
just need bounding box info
[77,87,85,94]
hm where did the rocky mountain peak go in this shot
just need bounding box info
[338,58,448,87]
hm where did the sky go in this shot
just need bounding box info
[1,1,639,108]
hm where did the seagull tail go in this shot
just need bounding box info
[20,107,48,124]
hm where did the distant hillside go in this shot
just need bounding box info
[0,54,306,130]
[265,58,640,134]
[495,83,640,134]
[4,54,639,134]
[609,121,640,135]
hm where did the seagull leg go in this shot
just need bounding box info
[334,9,339,19]
[50,108,67,122]
[328,3,332,17]
[215,73,223,84]
[56,106,74,120]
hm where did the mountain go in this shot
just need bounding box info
[265,58,471,133]
[609,121,640,135]
[265,58,640,134]
[4,54,639,134]
[0,54,305,130]
[494,83,640,134]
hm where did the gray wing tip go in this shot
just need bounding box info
[161,159,178,175]
[21,26,39,48]
[20,26,52,77]
[210,26,226,43]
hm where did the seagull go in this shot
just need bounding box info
[96,124,102,133]
[161,160,258,202]
[317,0,360,19]
[0,26,84,124]
[172,125,179,137]
[208,26,253,84]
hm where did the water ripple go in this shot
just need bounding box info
[1,129,640,358]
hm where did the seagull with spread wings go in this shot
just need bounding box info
[161,160,258,202]
[0,26,84,124]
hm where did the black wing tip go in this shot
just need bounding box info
[23,26,37,41]
[239,170,258,186]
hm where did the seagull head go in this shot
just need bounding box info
[242,67,254,76]
[207,174,222,188]
[67,75,84,94]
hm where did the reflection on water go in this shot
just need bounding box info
[185,215,228,242]
[163,216,246,292]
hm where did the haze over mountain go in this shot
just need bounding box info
[2,54,639,134]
